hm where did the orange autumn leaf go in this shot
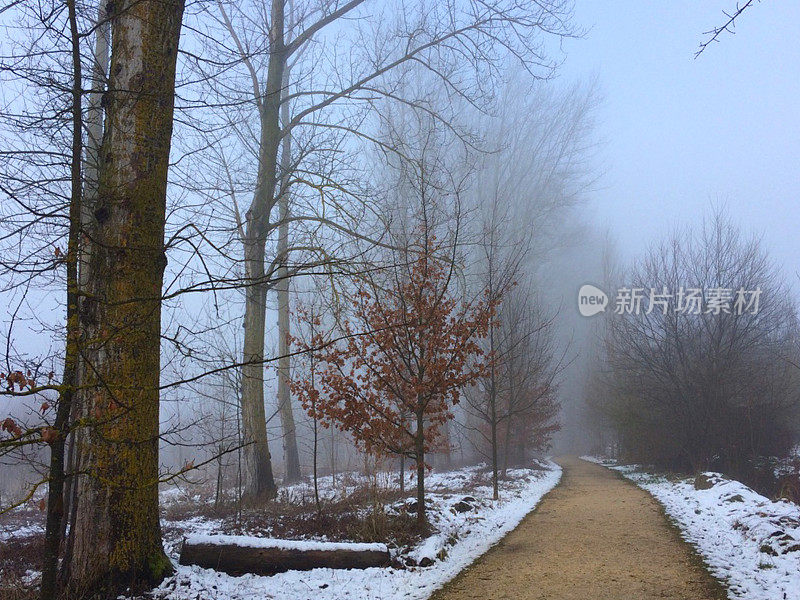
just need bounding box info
[41,427,58,444]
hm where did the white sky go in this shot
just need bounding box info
[559,1,800,290]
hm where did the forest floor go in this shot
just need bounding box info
[0,461,563,600]
[430,457,727,600]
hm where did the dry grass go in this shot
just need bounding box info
[0,536,41,600]
[161,480,431,553]
[1,467,487,597]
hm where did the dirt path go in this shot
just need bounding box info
[431,457,726,600]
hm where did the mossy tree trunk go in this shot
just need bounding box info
[64,0,185,596]
[241,239,278,500]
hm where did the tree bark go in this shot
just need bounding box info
[241,241,277,501]
[276,62,301,483]
[179,538,390,575]
[238,0,287,501]
[64,0,185,595]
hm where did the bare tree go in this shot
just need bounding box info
[460,75,596,498]
[193,0,576,501]
[469,198,524,500]
[497,286,562,472]
[599,210,800,475]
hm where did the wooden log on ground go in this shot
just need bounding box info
[179,534,391,575]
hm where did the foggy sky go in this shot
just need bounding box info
[560,1,800,290]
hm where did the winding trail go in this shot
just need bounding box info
[431,457,726,600]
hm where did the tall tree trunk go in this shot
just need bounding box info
[489,324,499,501]
[309,324,320,513]
[440,419,452,468]
[490,408,498,501]
[502,416,512,476]
[276,63,301,483]
[239,0,287,501]
[215,443,223,508]
[235,390,243,521]
[312,412,320,512]
[330,426,336,489]
[40,2,82,597]
[241,243,277,500]
[487,258,499,501]
[276,266,300,481]
[62,0,110,563]
[79,0,109,290]
[64,0,185,595]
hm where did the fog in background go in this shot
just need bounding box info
[2,1,799,487]
[549,1,800,453]
[562,1,800,288]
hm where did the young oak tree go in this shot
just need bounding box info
[294,236,495,525]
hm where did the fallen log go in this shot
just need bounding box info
[179,534,391,576]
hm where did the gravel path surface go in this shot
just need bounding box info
[431,457,727,600]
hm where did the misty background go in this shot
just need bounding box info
[2,0,798,488]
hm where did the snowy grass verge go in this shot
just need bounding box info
[582,456,800,600]
[151,461,561,600]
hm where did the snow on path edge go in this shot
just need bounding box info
[581,456,800,600]
[154,461,562,600]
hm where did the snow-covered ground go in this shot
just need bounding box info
[583,456,800,600]
[152,462,561,600]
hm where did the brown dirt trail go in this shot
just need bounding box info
[431,457,726,600]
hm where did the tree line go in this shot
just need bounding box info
[588,211,800,486]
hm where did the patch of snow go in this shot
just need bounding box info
[0,522,42,542]
[165,516,223,535]
[184,534,388,554]
[586,457,800,600]
[23,569,40,585]
[579,455,616,466]
[153,461,561,600]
